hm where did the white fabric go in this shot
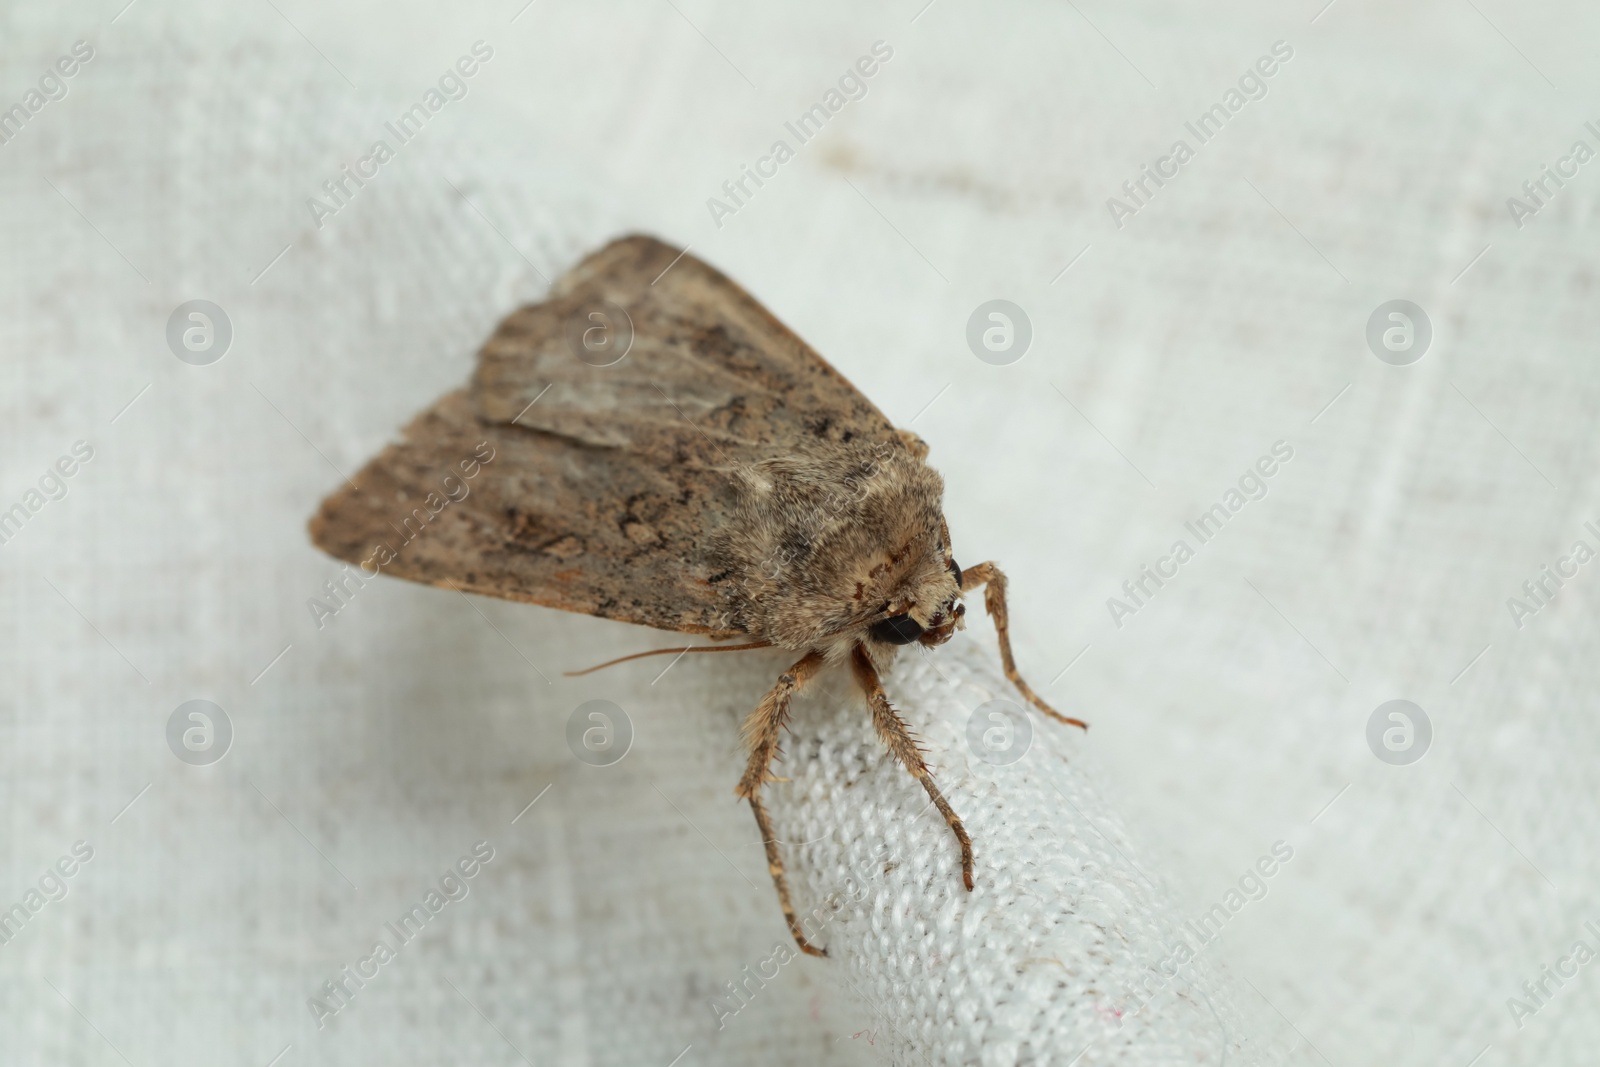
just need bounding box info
[765,641,1266,1064]
[3,1,1598,1065]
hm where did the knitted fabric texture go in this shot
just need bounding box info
[761,640,1265,1065]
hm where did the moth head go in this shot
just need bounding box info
[716,441,962,655]
[865,555,965,647]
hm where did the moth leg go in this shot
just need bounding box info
[849,645,974,892]
[960,561,1089,731]
[735,651,828,957]
[746,793,825,958]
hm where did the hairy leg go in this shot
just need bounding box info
[735,651,827,956]
[960,560,1089,731]
[850,645,974,892]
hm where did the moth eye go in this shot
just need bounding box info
[869,613,924,645]
[949,558,962,587]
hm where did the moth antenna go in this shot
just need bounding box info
[563,641,771,676]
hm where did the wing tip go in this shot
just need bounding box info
[557,233,694,295]
[306,492,362,566]
[605,232,682,257]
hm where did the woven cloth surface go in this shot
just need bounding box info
[764,641,1263,1064]
[3,1,1599,1065]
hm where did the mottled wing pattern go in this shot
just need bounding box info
[309,235,902,637]
[308,388,743,635]
[471,235,897,455]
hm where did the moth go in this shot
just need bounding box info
[309,235,1085,956]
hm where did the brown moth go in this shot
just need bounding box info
[309,235,1085,957]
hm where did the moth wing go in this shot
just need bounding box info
[309,235,903,638]
[308,389,743,636]
[470,234,902,457]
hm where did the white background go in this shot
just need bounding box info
[2,1,1598,1064]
